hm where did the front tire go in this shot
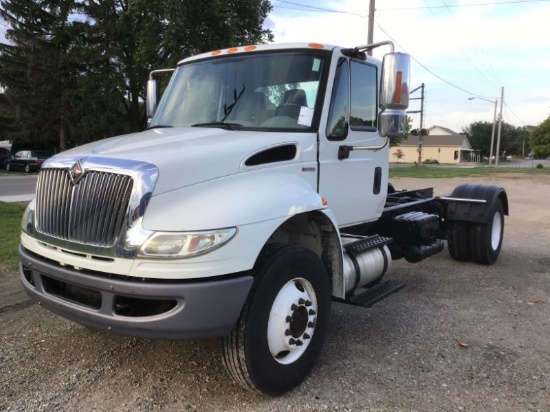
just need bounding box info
[469,199,505,264]
[24,164,30,173]
[221,243,331,396]
[5,163,10,172]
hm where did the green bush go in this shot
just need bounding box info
[536,163,544,169]
[423,158,439,165]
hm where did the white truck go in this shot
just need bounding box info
[19,41,508,396]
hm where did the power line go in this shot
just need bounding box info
[378,0,550,10]
[374,20,493,99]
[504,102,529,125]
[274,1,365,17]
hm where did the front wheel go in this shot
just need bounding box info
[5,163,10,172]
[469,199,505,264]
[221,243,331,396]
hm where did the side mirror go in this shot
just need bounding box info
[146,79,160,118]
[379,52,410,138]
[146,68,175,119]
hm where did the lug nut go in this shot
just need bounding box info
[309,309,316,315]
[289,338,296,345]
[298,298,305,305]
[286,316,292,323]
[308,321,315,328]
[291,304,297,311]
[285,329,292,336]
[303,333,311,340]
[296,339,303,346]
[305,300,312,307]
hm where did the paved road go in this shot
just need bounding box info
[0,174,37,202]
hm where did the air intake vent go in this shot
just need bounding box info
[245,145,297,166]
[35,169,133,247]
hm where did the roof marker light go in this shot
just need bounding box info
[244,45,257,52]
[308,43,324,49]
[227,48,239,54]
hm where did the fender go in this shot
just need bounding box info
[444,183,509,224]
[143,171,327,231]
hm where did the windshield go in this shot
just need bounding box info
[150,51,328,131]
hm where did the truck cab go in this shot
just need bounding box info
[19,41,506,396]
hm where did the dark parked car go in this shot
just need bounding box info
[5,150,51,173]
[0,148,10,164]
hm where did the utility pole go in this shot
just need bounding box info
[409,83,426,165]
[417,83,425,164]
[495,87,504,166]
[367,0,375,55]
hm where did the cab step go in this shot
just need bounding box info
[345,279,405,308]
[343,234,392,257]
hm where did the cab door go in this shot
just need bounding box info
[318,57,389,227]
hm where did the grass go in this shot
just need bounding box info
[389,166,550,179]
[0,202,27,274]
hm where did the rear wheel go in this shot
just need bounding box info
[5,163,10,172]
[24,164,30,173]
[447,221,471,262]
[221,243,331,396]
[469,199,505,265]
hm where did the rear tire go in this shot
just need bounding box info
[24,164,30,173]
[447,222,471,262]
[469,199,504,265]
[5,163,10,172]
[221,243,331,396]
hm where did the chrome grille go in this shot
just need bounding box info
[35,168,134,247]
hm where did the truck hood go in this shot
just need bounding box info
[53,127,302,196]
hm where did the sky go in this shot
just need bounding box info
[265,0,550,132]
[1,0,548,134]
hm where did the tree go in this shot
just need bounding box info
[0,0,273,149]
[80,0,273,133]
[462,120,531,160]
[529,117,550,158]
[0,0,79,151]
[393,148,404,163]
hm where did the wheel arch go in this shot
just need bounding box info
[446,183,509,224]
[263,210,344,299]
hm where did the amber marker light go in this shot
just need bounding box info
[322,198,328,207]
[244,46,257,52]
[308,43,324,49]
[211,50,222,56]
[227,48,239,54]
[394,71,403,104]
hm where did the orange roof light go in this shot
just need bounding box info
[227,48,239,54]
[211,50,222,56]
[244,45,257,52]
[308,43,325,49]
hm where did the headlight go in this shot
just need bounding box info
[21,200,35,235]
[138,228,237,259]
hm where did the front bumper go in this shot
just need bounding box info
[19,246,253,340]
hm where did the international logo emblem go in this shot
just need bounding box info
[69,160,85,184]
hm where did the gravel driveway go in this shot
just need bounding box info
[1,174,549,411]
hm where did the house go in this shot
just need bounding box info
[390,125,481,164]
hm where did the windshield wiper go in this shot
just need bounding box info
[191,121,243,130]
[221,84,246,122]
